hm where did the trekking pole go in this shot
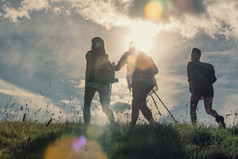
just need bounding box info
[152,90,177,123]
[150,94,162,116]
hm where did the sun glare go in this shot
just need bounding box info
[124,0,174,53]
[126,21,157,53]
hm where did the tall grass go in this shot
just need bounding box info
[0,122,79,159]
[0,122,238,159]
[1,86,238,158]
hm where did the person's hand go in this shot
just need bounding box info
[111,78,119,83]
[112,64,118,71]
[112,62,121,71]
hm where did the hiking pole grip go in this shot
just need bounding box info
[152,90,177,123]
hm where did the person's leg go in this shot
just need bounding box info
[134,82,157,126]
[83,86,96,126]
[204,97,226,128]
[131,84,140,126]
[203,97,218,117]
[139,101,157,126]
[190,94,200,124]
[98,86,115,124]
[131,99,140,126]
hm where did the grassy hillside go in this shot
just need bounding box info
[0,122,238,159]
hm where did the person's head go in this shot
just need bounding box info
[191,48,201,61]
[91,37,106,54]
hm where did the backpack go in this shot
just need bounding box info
[135,52,158,76]
[193,62,217,86]
[94,55,115,84]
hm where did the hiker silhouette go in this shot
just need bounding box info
[114,41,158,126]
[83,37,115,126]
[187,48,225,128]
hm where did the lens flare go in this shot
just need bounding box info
[71,136,87,151]
[164,0,173,10]
[127,54,136,65]
[144,0,163,22]
[44,136,107,159]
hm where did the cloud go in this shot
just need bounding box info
[0,0,238,126]
[1,0,238,40]
[0,78,70,122]
[69,0,131,29]
[0,9,96,95]
[2,0,238,51]
[222,94,238,127]
[1,0,50,23]
[52,6,71,16]
[67,0,238,40]
[128,0,205,19]
[111,78,132,103]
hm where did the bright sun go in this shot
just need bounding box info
[125,21,158,53]
[124,0,165,53]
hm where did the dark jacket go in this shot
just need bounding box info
[85,51,114,84]
[115,50,158,88]
[187,60,216,97]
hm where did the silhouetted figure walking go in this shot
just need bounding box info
[84,37,115,126]
[114,42,158,127]
[187,48,225,128]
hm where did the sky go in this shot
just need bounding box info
[0,0,238,127]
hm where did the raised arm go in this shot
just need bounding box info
[113,51,130,71]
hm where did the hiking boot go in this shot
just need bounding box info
[215,116,226,128]
[148,119,159,128]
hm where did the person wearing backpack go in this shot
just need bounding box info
[187,48,225,128]
[84,37,115,126]
[113,42,158,127]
